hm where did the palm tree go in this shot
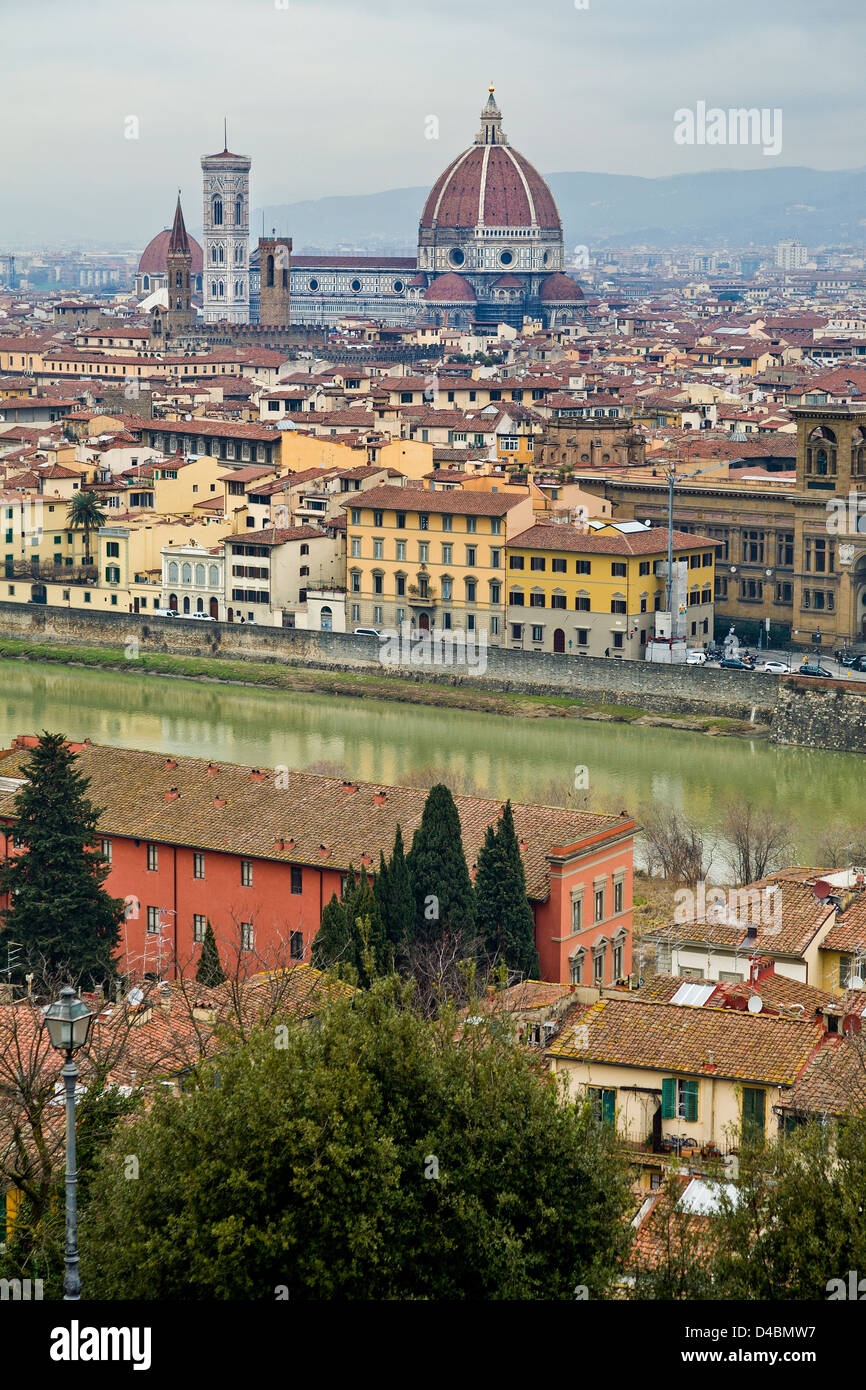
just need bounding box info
[67,490,108,564]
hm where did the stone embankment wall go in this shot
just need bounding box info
[772,679,866,752]
[0,602,780,722]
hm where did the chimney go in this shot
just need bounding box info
[213,794,227,808]
[207,762,217,775]
[250,768,266,781]
[165,787,180,802]
[165,757,177,770]
[341,780,358,793]
[373,790,387,804]
[318,843,330,857]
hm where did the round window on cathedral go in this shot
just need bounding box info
[393,280,404,293]
[500,250,514,267]
[351,279,362,292]
[308,278,319,291]
[449,248,465,267]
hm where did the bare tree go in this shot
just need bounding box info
[639,805,713,885]
[720,800,792,885]
[813,822,866,872]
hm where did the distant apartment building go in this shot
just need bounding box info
[775,239,808,271]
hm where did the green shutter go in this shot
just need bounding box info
[743,1087,766,1138]
[662,1077,676,1119]
[602,1089,616,1125]
[684,1080,699,1124]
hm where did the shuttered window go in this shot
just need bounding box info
[662,1078,698,1122]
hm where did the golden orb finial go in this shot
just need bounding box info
[489,81,495,94]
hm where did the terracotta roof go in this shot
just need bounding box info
[341,483,529,516]
[539,273,585,303]
[226,525,326,546]
[822,891,866,953]
[0,742,634,904]
[508,523,715,556]
[548,998,819,1085]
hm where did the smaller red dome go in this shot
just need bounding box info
[138,228,204,276]
[539,272,584,303]
[423,273,477,303]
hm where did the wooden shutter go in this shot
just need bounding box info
[603,1089,616,1125]
[662,1077,676,1119]
[743,1087,766,1137]
[684,1080,699,1124]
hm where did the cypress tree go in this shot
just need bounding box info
[374,825,415,949]
[0,732,123,990]
[312,869,390,987]
[406,785,476,941]
[476,801,539,978]
[195,922,225,987]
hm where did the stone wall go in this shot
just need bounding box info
[0,602,778,721]
[772,678,866,752]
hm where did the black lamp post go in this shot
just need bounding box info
[43,986,94,1301]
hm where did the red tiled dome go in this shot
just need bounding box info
[423,273,477,303]
[138,228,204,276]
[539,272,584,302]
[420,144,560,231]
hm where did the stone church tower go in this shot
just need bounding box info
[165,194,194,338]
[258,234,292,325]
[201,131,251,323]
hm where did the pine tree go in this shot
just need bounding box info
[374,825,415,950]
[0,733,123,990]
[406,785,476,941]
[195,922,225,987]
[475,801,540,978]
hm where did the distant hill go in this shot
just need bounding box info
[254,166,866,254]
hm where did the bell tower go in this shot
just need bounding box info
[201,125,252,323]
[164,193,194,339]
[258,233,292,326]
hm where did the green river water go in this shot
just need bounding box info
[0,660,862,872]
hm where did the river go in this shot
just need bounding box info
[0,660,861,874]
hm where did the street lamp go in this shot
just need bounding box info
[43,985,95,1301]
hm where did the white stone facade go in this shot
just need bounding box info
[201,149,252,323]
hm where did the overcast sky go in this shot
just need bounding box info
[2,0,864,245]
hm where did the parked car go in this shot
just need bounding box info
[720,657,754,670]
[152,607,176,618]
[760,660,790,674]
[799,662,834,677]
[189,612,216,621]
[839,654,866,673]
[685,648,707,665]
[834,649,866,666]
[353,627,382,639]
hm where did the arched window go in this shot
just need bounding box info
[218,281,224,297]
[211,280,217,297]
[175,298,183,310]
[195,563,205,586]
[183,595,190,614]
[213,196,223,226]
[197,597,204,612]
[211,247,218,264]
[218,246,224,263]
[209,565,219,587]
[182,563,192,584]
[320,605,332,631]
[266,254,275,288]
[235,197,242,225]
[175,271,182,288]
[143,275,150,290]
[235,280,242,297]
[168,561,178,584]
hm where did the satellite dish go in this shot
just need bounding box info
[843,1013,863,1036]
[126,986,144,1007]
[812,880,832,900]
[848,976,865,991]
[747,994,763,1014]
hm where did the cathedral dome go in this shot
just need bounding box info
[539,272,584,302]
[420,89,561,233]
[423,273,476,303]
[138,227,203,276]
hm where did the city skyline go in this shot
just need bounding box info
[2,0,865,243]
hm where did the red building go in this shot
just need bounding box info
[0,737,636,985]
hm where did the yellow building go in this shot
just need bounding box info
[504,520,716,657]
[342,483,534,638]
[548,998,819,1151]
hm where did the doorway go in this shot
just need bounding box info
[553,628,565,653]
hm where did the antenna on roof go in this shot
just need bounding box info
[224,116,228,151]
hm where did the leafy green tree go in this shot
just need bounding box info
[66,490,108,564]
[0,732,123,989]
[406,785,476,941]
[311,868,390,987]
[195,921,225,987]
[475,801,540,978]
[80,979,633,1299]
[374,825,414,951]
[711,1118,866,1299]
